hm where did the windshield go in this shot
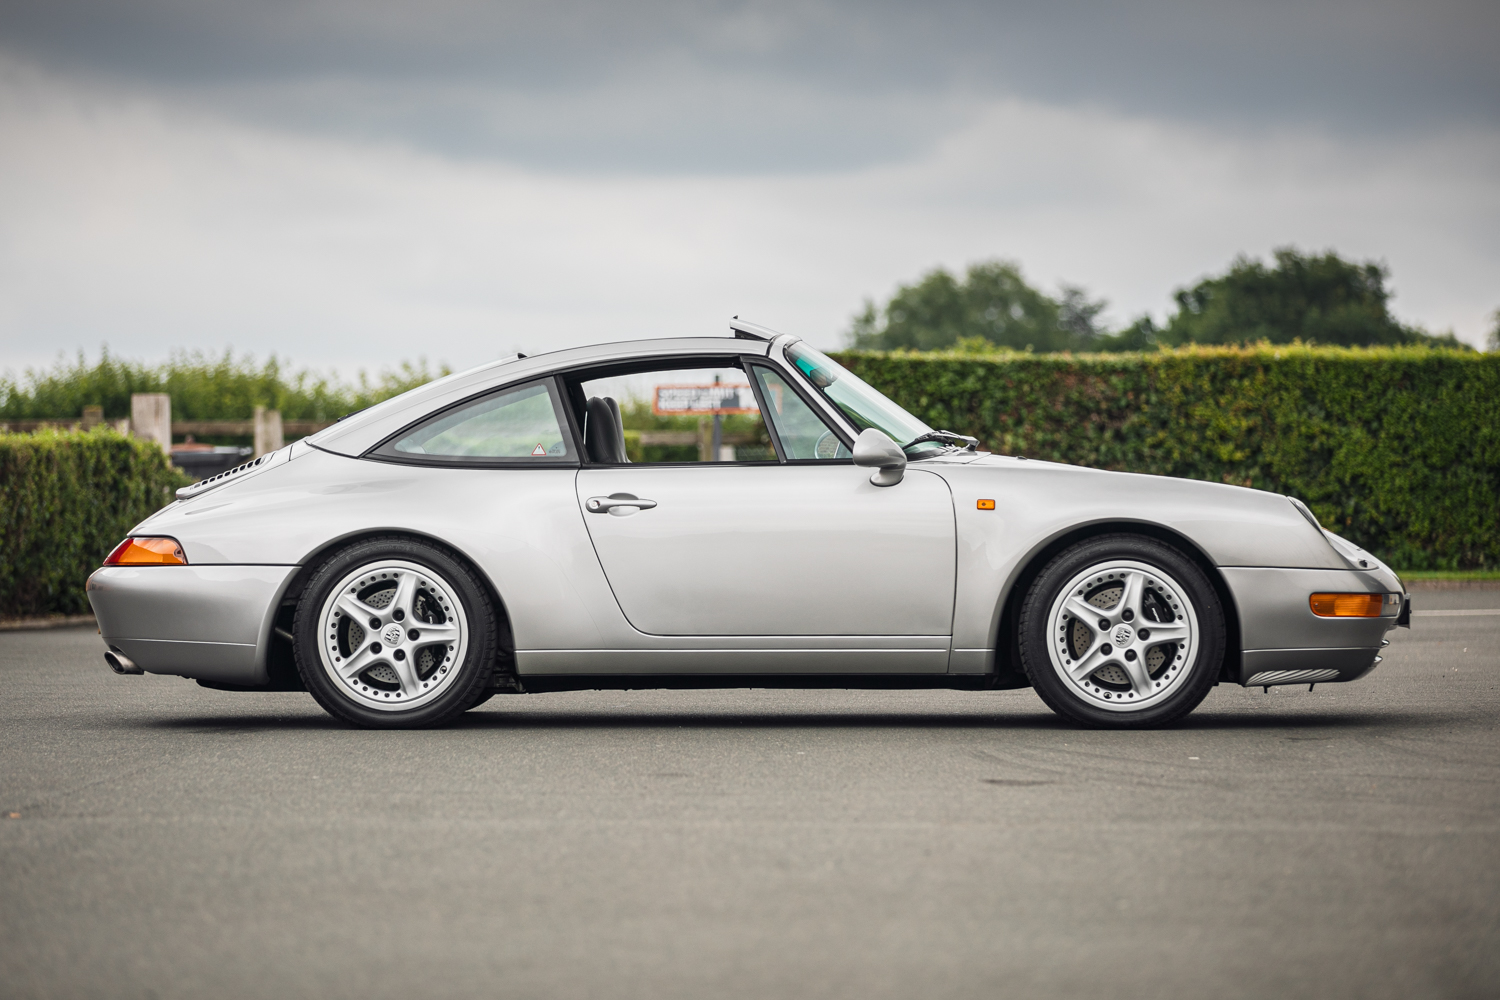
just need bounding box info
[785,342,941,453]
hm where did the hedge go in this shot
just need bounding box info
[0,429,189,618]
[2,347,1493,618]
[833,344,1499,571]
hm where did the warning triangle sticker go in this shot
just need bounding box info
[531,444,547,456]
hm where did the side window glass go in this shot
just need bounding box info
[752,366,850,460]
[577,364,777,463]
[387,380,571,461]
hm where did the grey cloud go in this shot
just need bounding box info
[1,0,1496,172]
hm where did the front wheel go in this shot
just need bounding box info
[294,536,497,728]
[1017,534,1225,728]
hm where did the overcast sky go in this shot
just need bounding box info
[1,0,1496,376]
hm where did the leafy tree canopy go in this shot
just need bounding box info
[847,260,1111,353]
[847,248,1471,354]
[1159,247,1464,349]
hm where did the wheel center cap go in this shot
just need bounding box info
[381,623,404,646]
[1113,623,1134,645]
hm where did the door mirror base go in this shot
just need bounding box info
[852,428,907,487]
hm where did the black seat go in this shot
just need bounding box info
[585,396,630,463]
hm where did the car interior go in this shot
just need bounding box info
[583,394,629,464]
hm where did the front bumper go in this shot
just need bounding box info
[1221,567,1402,687]
[87,565,297,685]
[1241,647,1383,687]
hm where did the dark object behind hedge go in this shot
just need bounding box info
[833,344,1498,571]
[1,429,190,618]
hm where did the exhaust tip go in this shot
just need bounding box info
[104,650,143,675]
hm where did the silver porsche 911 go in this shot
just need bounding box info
[87,319,1410,728]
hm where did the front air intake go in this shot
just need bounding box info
[1245,668,1340,687]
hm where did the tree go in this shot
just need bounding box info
[848,260,1093,352]
[1488,308,1500,352]
[1159,247,1456,348]
[1093,316,1158,352]
[1057,284,1110,344]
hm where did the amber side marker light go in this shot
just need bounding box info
[1309,593,1383,618]
[977,499,996,510]
[104,537,187,566]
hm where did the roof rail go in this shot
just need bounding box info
[729,316,784,341]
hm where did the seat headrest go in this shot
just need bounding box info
[585,396,629,464]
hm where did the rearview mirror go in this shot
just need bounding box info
[852,428,906,486]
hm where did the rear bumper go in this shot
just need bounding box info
[86,565,297,685]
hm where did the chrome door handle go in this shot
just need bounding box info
[586,494,658,514]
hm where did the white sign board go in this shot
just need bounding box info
[653,384,759,416]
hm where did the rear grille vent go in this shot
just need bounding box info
[175,450,279,500]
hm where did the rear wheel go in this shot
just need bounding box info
[294,536,496,728]
[1017,534,1225,728]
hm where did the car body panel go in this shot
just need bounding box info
[574,464,956,636]
[517,647,951,674]
[88,564,297,684]
[933,455,1353,655]
[88,332,1406,695]
[1220,566,1399,651]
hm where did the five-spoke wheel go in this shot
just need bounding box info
[294,537,496,728]
[316,559,468,711]
[1019,535,1224,728]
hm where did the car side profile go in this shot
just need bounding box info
[87,319,1410,728]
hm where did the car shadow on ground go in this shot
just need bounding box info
[115,704,1456,734]
[454,706,1443,732]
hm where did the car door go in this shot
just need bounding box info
[570,358,956,638]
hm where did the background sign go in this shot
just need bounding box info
[653,384,759,416]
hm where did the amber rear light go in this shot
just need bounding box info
[1309,593,1383,617]
[104,537,187,566]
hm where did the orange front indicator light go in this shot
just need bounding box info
[1309,593,1383,618]
[104,537,187,566]
[976,499,996,510]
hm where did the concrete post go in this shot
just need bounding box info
[253,407,284,457]
[697,417,711,463]
[130,394,171,454]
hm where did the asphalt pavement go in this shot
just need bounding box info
[2,590,1497,999]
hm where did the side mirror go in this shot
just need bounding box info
[852,428,906,487]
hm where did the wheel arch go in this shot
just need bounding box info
[268,528,516,688]
[991,519,1242,686]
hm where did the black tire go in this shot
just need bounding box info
[293,536,497,728]
[1017,534,1225,728]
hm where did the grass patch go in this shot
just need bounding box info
[1395,570,1500,581]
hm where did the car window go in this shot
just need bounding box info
[387,380,571,461]
[575,364,777,463]
[751,366,850,460]
[783,342,943,455]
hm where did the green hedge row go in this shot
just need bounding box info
[0,429,189,618]
[2,347,1492,618]
[832,345,1499,571]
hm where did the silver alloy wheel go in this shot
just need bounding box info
[315,559,470,712]
[1044,559,1200,712]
